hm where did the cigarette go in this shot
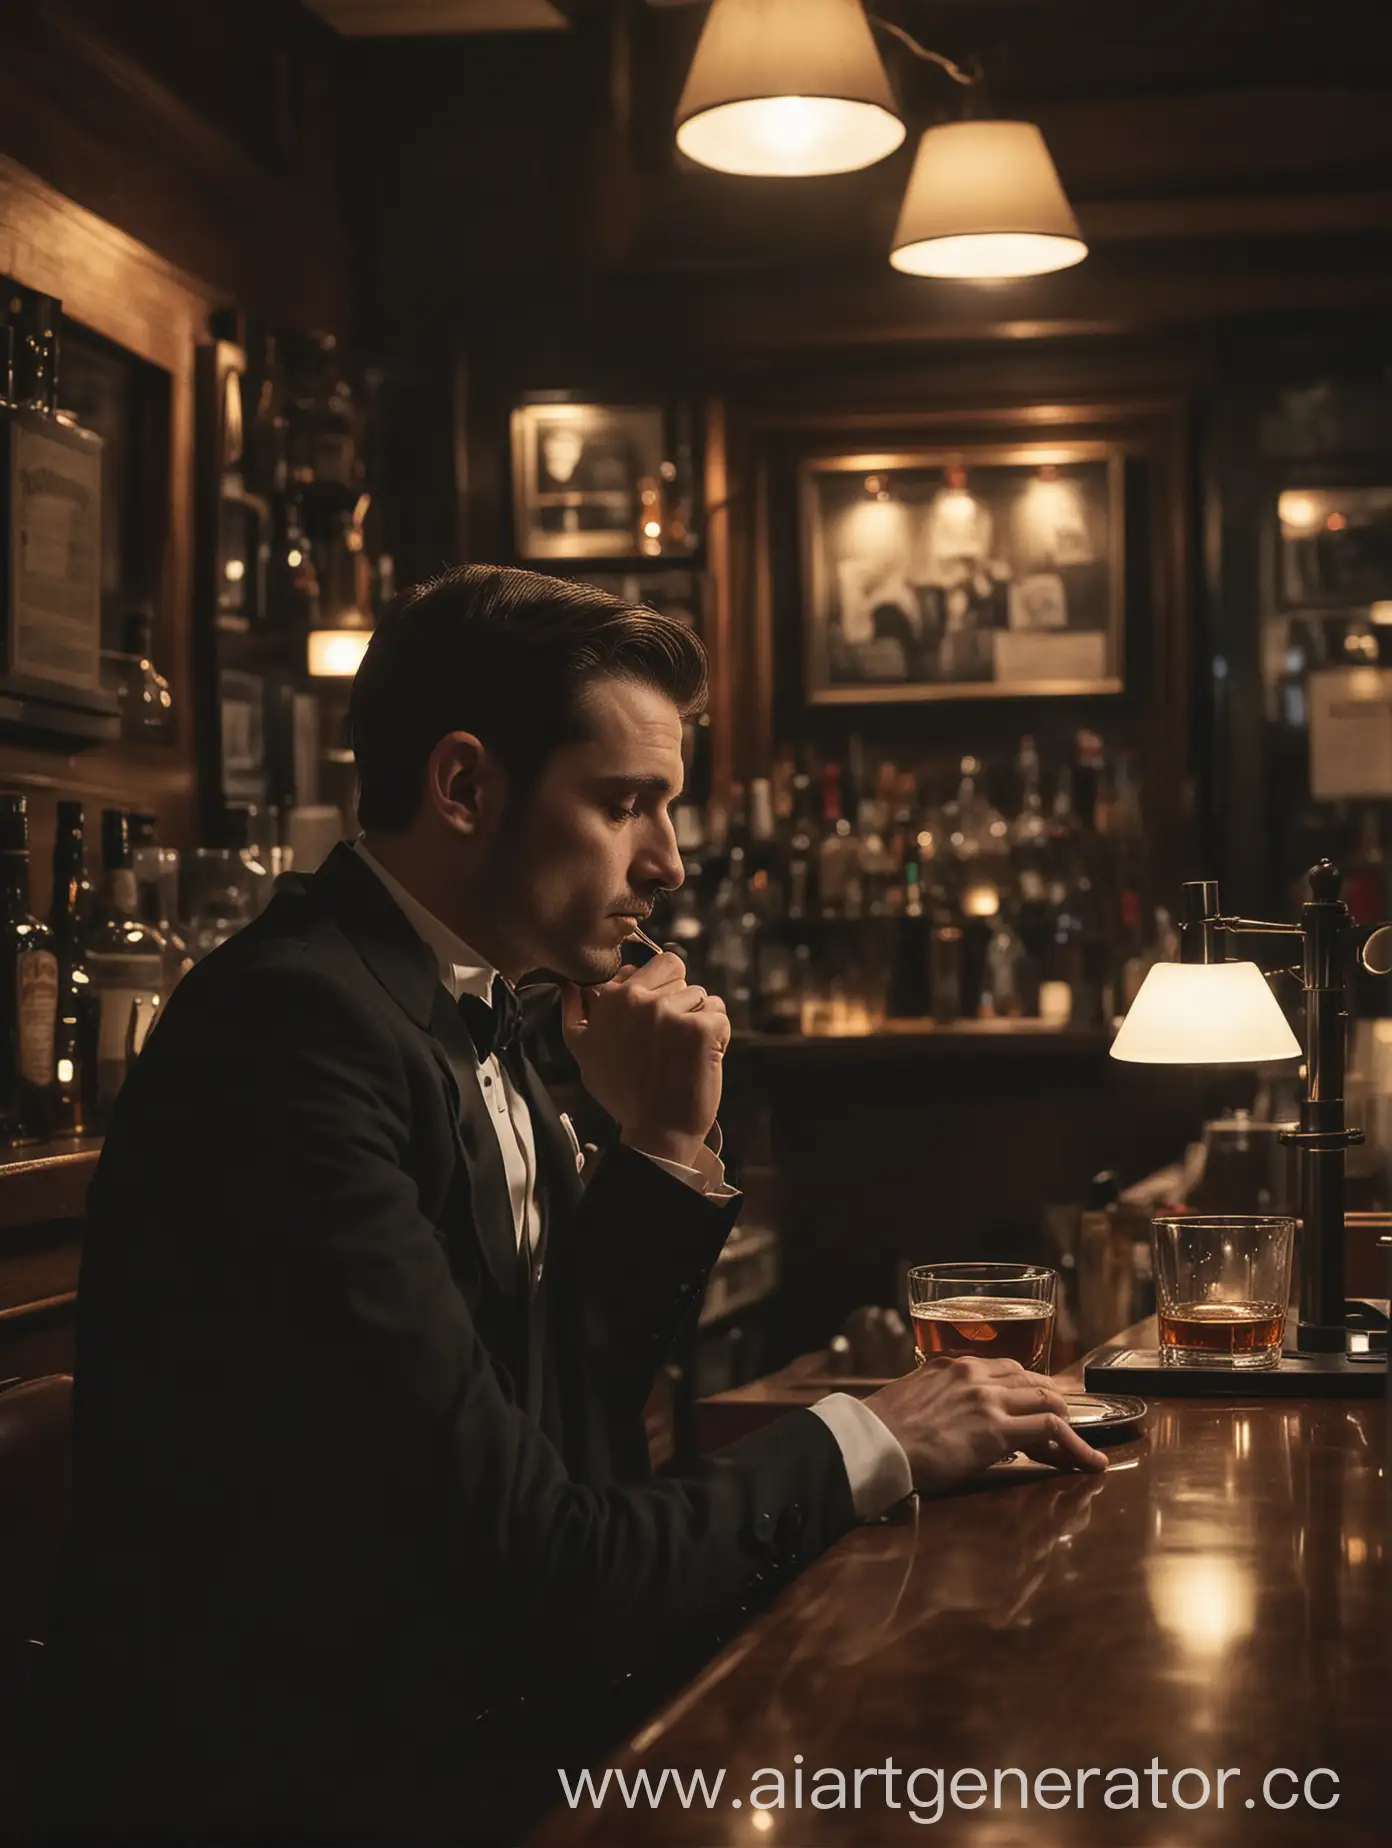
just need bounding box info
[628,923,664,956]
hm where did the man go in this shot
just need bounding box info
[50,566,1104,1842]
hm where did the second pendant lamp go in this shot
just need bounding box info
[672,0,1088,282]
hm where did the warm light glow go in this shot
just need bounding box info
[1111,961,1302,1065]
[890,121,1087,280]
[893,231,1087,279]
[57,1058,74,1085]
[1371,602,1392,626]
[678,95,903,176]
[643,520,662,539]
[1147,1555,1257,1659]
[961,881,1001,918]
[287,547,304,568]
[224,557,246,582]
[1277,491,1322,534]
[675,0,904,178]
[308,629,372,677]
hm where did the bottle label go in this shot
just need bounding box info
[112,869,139,915]
[92,986,158,1064]
[18,950,59,1086]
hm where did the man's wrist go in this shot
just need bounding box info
[619,1126,705,1168]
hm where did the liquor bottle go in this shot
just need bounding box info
[3,288,105,719]
[948,755,1008,922]
[1009,735,1052,878]
[224,804,278,916]
[290,333,360,501]
[49,801,98,1137]
[747,777,782,918]
[1342,807,1386,927]
[817,764,859,919]
[929,901,965,1025]
[981,904,1038,1020]
[887,856,931,1018]
[130,813,193,995]
[707,845,756,1032]
[87,809,166,1115]
[111,608,175,741]
[0,795,59,1147]
[784,772,818,920]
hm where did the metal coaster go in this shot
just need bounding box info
[1061,1391,1148,1432]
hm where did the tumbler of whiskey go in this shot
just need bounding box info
[906,1263,1058,1374]
[1151,1216,1295,1369]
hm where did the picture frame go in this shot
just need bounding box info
[799,442,1125,704]
[511,401,667,561]
[218,666,267,801]
[1276,485,1392,610]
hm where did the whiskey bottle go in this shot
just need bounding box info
[86,809,167,1114]
[49,801,99,1137]
[130,812,193,995]
[1,795,59,1146]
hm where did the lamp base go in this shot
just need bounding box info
[1083,1346,1386,1398]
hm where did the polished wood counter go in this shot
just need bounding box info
[531,1341,1390,1846]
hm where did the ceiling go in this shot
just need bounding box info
[301,0,567,33]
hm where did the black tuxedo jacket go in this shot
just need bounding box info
[49,843,856,1838]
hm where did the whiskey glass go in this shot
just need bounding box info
[1151,1216,1295,1369]
[906,1262,1058,1374]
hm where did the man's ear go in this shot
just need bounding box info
[429,731,489,834]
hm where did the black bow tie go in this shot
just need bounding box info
[457,982,523,1064]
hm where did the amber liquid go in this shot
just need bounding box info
[1158,1300,1285,1360]
[911,1296,1055,1372]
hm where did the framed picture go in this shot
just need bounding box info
[218,667,267,801]
[800,442,1125,704]
[511,402,666,560]
[1277,485,1392,609]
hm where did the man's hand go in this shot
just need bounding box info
[560,954,730,1169]
[865,1355,1108,1492]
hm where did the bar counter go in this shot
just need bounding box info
[529,1326,1389,1847]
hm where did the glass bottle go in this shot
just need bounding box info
[184,848,254,962]
[110,608,174,741]
[948,755,1009,920]
[48,801,99,1138]
[224,804,278,916]
[1010,735,1052,875]
[130,813,193,995]
[86,809,167,1116]
[0,795,59,1147]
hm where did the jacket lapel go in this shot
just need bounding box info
[301,843,522,1301]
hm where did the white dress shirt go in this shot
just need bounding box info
[352,841,912,1520]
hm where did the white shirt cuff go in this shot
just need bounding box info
[640,1141,736,1199]
[810,1392,914,1521]
[634,1123,738,1199]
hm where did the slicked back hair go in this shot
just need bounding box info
[347,563,708,833]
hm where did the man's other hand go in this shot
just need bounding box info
[866,1356,1108,1491]
[560,953,730,1169]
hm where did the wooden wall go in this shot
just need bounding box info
[336,4,1392,901]
[0,0,350,909]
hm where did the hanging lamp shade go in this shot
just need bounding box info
[890,119,1087,279]
[675,0,905,178]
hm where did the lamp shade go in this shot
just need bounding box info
[1110,961,1302,1066]
[675,0,905,177]
[890,120,1087,279]
[308,629,371,678]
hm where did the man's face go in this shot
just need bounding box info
[480,676,687,985]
